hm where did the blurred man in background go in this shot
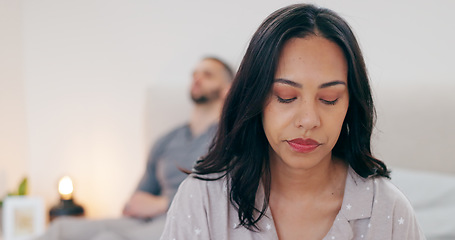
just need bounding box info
[36,56,234,240]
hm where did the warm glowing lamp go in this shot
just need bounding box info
[58,176,73,200]
[49,176,84,221]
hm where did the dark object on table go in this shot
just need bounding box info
[49,198,84,221]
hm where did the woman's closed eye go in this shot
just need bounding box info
[277,96,297,103]
[276,96,340,105]
[320,98,339,105]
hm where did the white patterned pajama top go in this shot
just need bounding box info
[160,166,426,240]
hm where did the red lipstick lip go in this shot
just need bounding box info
[287,138,321,153]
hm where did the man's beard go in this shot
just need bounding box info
[191,89,221,105]
[191,95,210,104]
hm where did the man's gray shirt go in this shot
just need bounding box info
[137,123,217,202]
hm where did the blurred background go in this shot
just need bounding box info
[1,0,454,219]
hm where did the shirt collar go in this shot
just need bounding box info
[338,166,374,221]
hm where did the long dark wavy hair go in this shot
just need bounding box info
[193,3,390,231]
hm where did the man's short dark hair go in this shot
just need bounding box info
[203,56,235,81]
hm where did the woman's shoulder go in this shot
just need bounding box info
[373,176,413,208]
[185,171,228,185]
[176,172,229,199]
[345,168,424,238]
[163,172,233,240]
[371,175,422,228]
[369,176,425,238]
[346,166,416,216]
[347,166,413,208]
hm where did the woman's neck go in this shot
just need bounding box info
[269,154,347,201]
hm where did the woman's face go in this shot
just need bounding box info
[263,36,349,171]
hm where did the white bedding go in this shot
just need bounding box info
[391,167,455,240]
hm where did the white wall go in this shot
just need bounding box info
[0,0,28,199]
[1,0,453,218]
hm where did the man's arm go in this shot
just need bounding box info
[122,191,169,218]
[124,130,174,219]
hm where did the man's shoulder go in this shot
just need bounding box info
[156,123,189,143]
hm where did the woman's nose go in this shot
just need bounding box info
[294,100,321,130]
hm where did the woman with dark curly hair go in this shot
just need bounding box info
[160,4,424,240]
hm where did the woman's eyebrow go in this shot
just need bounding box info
[274,78,302,88]
[319,80,346,89]
[274,79,346,89]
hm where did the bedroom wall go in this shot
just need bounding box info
[0,0,28,199]
[1,0,453,218]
